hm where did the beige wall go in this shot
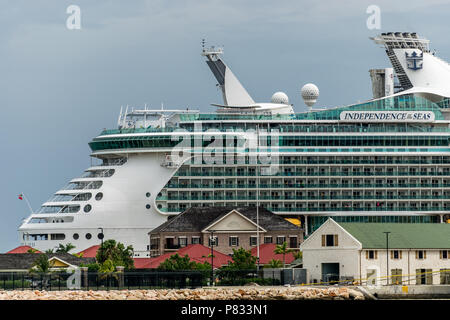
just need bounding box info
[361,249,450,285]
[150,230,303,256]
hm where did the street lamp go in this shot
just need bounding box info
[209,230,215,286]
[383,231,391,285]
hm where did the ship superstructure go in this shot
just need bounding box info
[18,33,450,256]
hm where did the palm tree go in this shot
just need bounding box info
[55,243,76,253]
[30,254,54,273]
[265,259,283,268]
[274,241,294,268]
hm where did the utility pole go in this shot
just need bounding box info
[256,124,260,272]
[383,231,391,285]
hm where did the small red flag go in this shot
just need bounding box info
[18,194,23,200]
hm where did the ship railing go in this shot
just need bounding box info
[175,171,450,177]
[166,183,450,189]
[158,206,450,213]
[99,158,127,167]
[158,195,450,201]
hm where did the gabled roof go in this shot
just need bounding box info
[6,245,41,254]
[201,209,266,233]
[0,253,95,270]
[138,244,232,269]
[250,243,296,265]
[77,245,100,258]
[338,222,450,249]
[150,206,301,234]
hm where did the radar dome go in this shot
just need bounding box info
[301,83,319,107]
[271,92,289,104]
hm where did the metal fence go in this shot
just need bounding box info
[0,269,290,291]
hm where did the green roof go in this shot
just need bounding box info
[337,222,450,249]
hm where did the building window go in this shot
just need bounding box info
[391,250,402,260]
[391,269,403,285]
[208,236,218,247]
[416,269,432,285]
[416,250,426,260]
[441,250,449,259]
[289,236,298,248]
[178,237,187,247]
[250,236,258,246]
[229,236,239,247]
[366,250,378,260]
[441,269,450,284]
[264,236,273,244]
[150,238,159,250]
[95,192,103,201]
[276,236,286,245]
[191,237,200,245]
[321,234,338,247]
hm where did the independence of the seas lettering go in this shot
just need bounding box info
[340,111,435,122]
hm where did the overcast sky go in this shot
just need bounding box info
[1,0,449,252]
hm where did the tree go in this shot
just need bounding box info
[223,248,257,270]
[30,254,54,273]
[217,248,257,285]
[56,243,76,253]
[265,259,283,268]
[96,239,134,270]
[274,241,294,268]
[27,248,39,254]
[293,250,303,260]
[157,254,210,271]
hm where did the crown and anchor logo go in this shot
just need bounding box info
[405,51,423,70]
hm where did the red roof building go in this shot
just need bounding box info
[134,244,232,269]
[6,245,41,254]
[76,245,100,258]
[250,243,296,265]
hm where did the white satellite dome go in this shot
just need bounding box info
[271,91,289,104]
[301,83,319,107]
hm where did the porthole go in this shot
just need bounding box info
[98,233,104,240]
[95,192,103,201]
[73,233,79,240]
[146,192,151,198]
[84,204,92,213]
[86,233,92,240]
[146,204,151,209]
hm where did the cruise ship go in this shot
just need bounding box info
[18,32,450,256]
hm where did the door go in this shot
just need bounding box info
[322,263,340,284]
